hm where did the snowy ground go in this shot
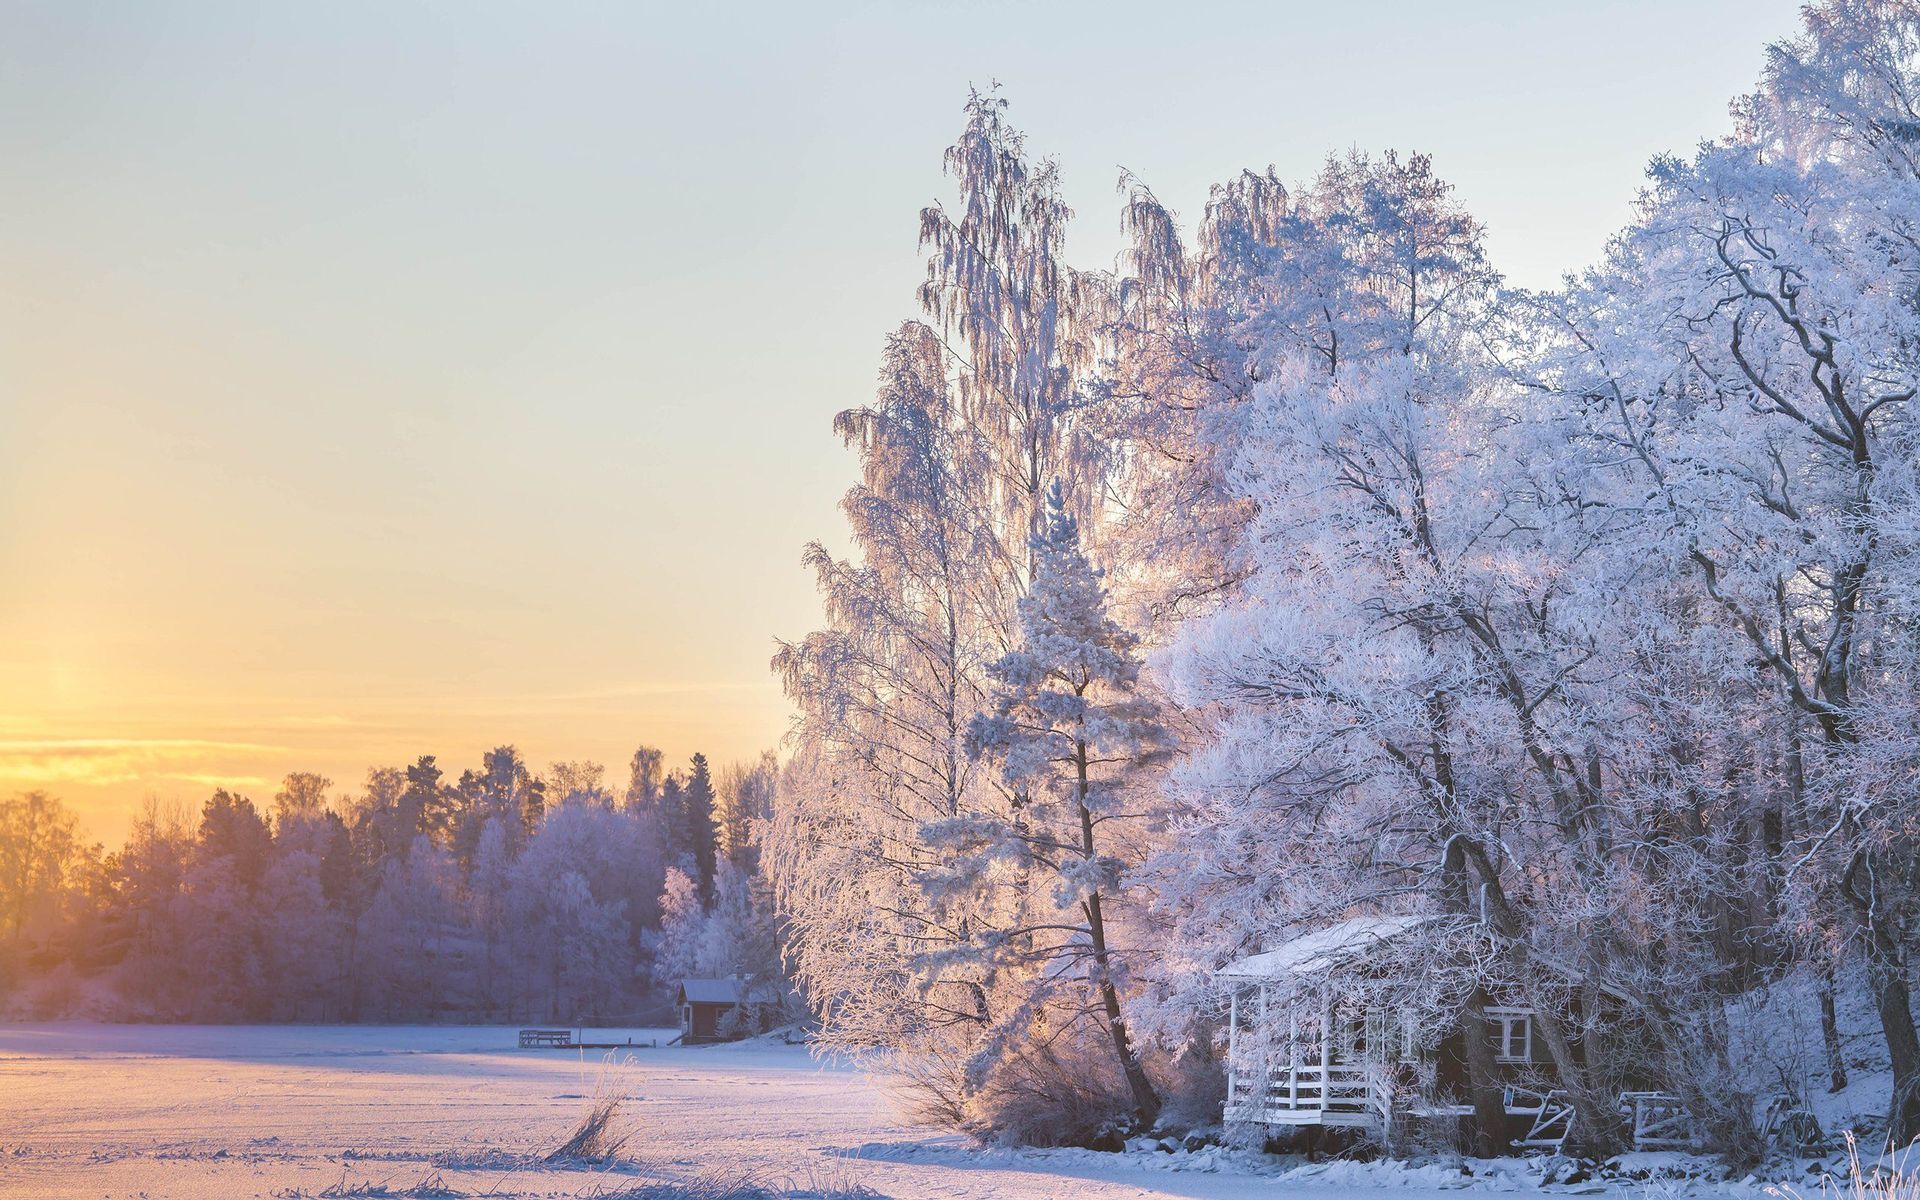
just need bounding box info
[0,1024,1792,1199]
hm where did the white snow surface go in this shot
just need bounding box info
[0,1023,1791,1199]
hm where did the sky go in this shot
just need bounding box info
[0,0,1805,844]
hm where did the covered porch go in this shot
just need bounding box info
[1219,915,1438,1130]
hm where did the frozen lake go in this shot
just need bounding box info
[0,1023,1387,1199]
[1,1024,1791,1198]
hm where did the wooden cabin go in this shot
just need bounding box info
[1217,915,1674,1150]
[676,976,779,1044]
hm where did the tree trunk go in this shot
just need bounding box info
[1086,890,1160,1128]
[1076,738,1160,1129]
[1441,835,1508,1153]
[1820,966,1849,1094]
[1851,874,1920,1143]
[1868,953,1920,1143]
[1527,999,1625,1158]
[1458,991,1511,1155]
[1457,836,1625,1157]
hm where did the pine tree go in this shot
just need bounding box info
[961,480,1169,1128]
[400,756,451,845]
[684,754,718,906]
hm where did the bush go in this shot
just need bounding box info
[962,1031,1139,1148]
[1769,1133,1920,1200]
[547,1060,634,1164]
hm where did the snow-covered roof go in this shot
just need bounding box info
[679,977,774,1005]
[1216,914,1443,980]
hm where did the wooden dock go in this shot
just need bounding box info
[517,1028,658,1050]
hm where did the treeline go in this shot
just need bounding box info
[0,746,784,1024]
[770,0,1920,1158]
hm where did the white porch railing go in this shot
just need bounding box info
[1225,1064,1382,1127]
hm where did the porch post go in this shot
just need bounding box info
[1227,989,1239,1105]
[1288,999,1299,1110]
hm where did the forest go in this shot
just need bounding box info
[0,749,784,1025]
[9,0,1920,1167]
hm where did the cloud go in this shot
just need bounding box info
[0,738,288,789]
[0,738,282,753]
[164,772,274,789]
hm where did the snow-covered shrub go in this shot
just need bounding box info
[546,1062,634,1164]
[879,1032,973,1133]
[1771,1133,1920,1200]
[961,1023,1141,1148]
[593,1175,888,1200]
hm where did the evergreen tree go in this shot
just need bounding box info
[684,754,718,906]
[453,746,545,866]
[961,480,1170,1128]
[400,756,450,844]
[196,790,273,889]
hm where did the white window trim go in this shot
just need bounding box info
[1485,1007,1533,1063]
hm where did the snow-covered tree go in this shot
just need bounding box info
[769,319,1014,1063]
[716,752,776,875]
[918,87,1104,551]
[1528,0,1920,1140]
[955,480,1171,1127]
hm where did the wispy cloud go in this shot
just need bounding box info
[0,738,288,788]
[0,738,283,753]
[164,772,273,788]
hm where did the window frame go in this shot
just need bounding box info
[1485,1006,1533,1063]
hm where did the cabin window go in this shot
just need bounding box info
[1486,1007,1532,1062]
[1362,1012,1387,1059]
[1334,1014,1365,1061]
[1337,1011,1421,1063]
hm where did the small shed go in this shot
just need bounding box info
[676,976,779,1044]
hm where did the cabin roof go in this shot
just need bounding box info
[1216,915,1641,1003]
[1216,914,1443,980]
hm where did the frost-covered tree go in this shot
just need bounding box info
[0,792,81,943]
[1151,148,1671,1151]
[260,847,346,1020]
[1529,0,1920,1140]
[356,835,464,1021]
[770,320,1013,1063]
[956,480,1171,1127]
[651,867,725,983]
[1101,167,1290,620]
[468,817,515,1016]
[918,87,1104,553]
[649,860,784,1032]
[506,794,664,1019]
[716,752,777,875]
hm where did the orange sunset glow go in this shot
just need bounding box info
[20,4,1920,1199]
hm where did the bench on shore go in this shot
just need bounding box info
[518,1028,574,1048]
